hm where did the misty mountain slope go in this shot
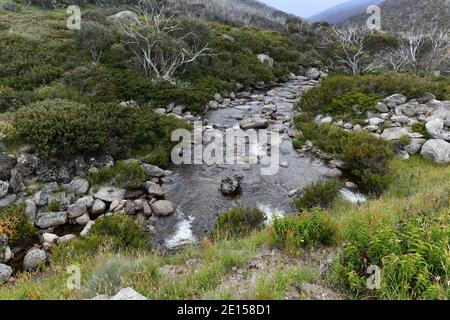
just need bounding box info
[344,0,450,31]
[309,0,384,24]
[167,0,297,29]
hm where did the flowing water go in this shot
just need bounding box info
[152,78,331,249]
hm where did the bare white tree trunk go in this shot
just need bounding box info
[119,0,211,83]
[332,25,366,75]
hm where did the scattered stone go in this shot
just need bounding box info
[405,138,427,155]
[67,203,87,218]
[142,163,165,177]
[384,94,407,106]
[57,234,76,244]
[239,118,269,130]
[420,139,450,164]
[425,118,450,141]
[345,181,358,190]
[375,102,389,113]
[75,196,94,208]
[106,10,138,23]
[381,127,411,141]
[288,189,299,197]
[0,194,16,208]
[80,221,95,237]
[0,180,9,197]
[305,67,321,80]
[76,213,90,226]
[91,199,106,215]
[145,181,165,197]
[64,178,89,195]
[9,169,24,193]
[151,200,174,217]
[25,199,37,221]
[36,212,68,229]
[94,187,125,203]
[34,190,51,206]
[0,263,12,283]
[325,168,342,178]
[23,248,46,271]
[220,175,243,196]
[42,233,59,244]
[320,117,333,125]
[16,154,38,176]
[92,287,148,300]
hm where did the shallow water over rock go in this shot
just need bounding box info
[152,79,329,249]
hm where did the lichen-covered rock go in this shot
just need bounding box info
[64,178,89,195]
[94,187,125,203]
[151,200,174,216]
[421,139,450,164]
[0,263,12,283]
[23,248,46,271]
[36,211,68,229]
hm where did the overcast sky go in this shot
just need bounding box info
[259,0,349,18]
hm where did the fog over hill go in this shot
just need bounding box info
[309,0,383,24]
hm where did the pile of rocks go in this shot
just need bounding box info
[0,158,175,282]
[315,93,450,164]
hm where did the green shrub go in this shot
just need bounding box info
[13,99,188,160]
[87,161,146,189]
[297,121,394,194]
[295,179,343,210]
[216,207,266,237]
[412,122,431,139]
[273,208,337,252]
[333,209,449,300]
[0,205,36,247]
[321,92,380,120]
[90,215,148,250]
[301,73,450,118]
[399,135,412,148]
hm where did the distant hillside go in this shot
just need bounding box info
[167,0,297,29]
[344,0,450,32]
[309,0,383,24]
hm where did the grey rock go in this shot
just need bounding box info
[145,181,165,197]
[76,213,90,226]
[67,203,87,218]
[384,94,406,106]
[64,178,89,195]
[381,127,411,141]
[106,10,138,22]
[36,212,68,229]
[320,117,333,125]
[425,118,450,141]
[390,115,410,125]
[91,199,106,215]
[94,187,125,203]
[42,233,59,244]
[0,194,16,208]
[375,102,389,113]
[305,67,321,80]
[405,138,427,155]
[75,195,94,208]
[0,152,16,181]
[222,33,235,43]
[80,220,95,237]
[0,263,12,283]
[25,199,37,221]
[9,169,24,193]
[151,200,174,216]
[142,163,165,177]
[239,118,269,130]
[16,154,38,176]
[23,248,46,271]
[34,190,51,206]
[325,168,342,178]
[421,139,450,164]
[0,180,8,197]
[220,175,243,196]
[368,118,384,126]
[57,234,76,244]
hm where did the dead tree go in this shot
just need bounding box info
[332,25,366,75]
[119,0,211,83]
